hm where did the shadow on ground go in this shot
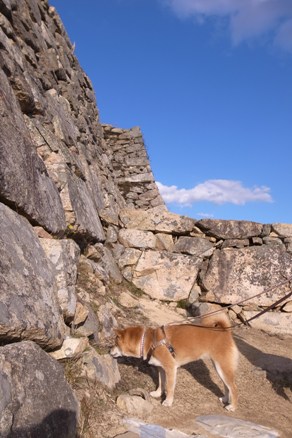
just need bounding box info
[235,335,292,401]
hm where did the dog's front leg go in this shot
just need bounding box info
[162,365,177,407]
[150,366,165,398]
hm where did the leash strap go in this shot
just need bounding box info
[140,328,146,358]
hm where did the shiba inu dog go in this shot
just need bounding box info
[110,313,238,410]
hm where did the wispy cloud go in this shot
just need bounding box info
[162,0,292,52]
[156,179,273,206]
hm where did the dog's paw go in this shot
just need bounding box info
[224,403,236,412]
[162,398,173,407]
[150,389,162,398]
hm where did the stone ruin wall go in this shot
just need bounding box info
[0,0,292,436]
[102,124,165,210]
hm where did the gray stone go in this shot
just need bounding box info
[244,311,292,335]
[173,236,214,257]
[197,219,263,239]
[40,238,80,321]
[155,233,174,251]
[49,336,89,360]
[0,341,78,437]
[73,305,99,342]
[118,248,142,269]
[0,203,65,349]
[118,229,157,249]
[124,419,198,438]
[132,251,201,301]
[116,394,153,417]
[0,70,66,234]
[81,347,120,389]
[221,238,249,248]
[95,244,123,283]
[272,223,292,237]
[65,173,106,242]
[196,415,279,437]
[202,246,292,306]
[97,303,118,342]
[120,207,195,234]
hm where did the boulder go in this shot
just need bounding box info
[132,251,201,301]
[202,246,292,306]
[0,203,65,349]
[116,394,153,417]
[0,341,78,437]
[81,347,120,389]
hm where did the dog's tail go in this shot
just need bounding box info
[199,310,232,330]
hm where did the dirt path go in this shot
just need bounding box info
[112,327,292,437]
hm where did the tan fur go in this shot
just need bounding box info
[110,313,238,410]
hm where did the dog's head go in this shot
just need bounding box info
[110,326,144,359]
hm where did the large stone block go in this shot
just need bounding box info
[40,239,80,321]
[120,207,194,234]
[202,246,292,306]
[0,69,66,234]
[173,236,213,257]
[118,229,157,249]
[0,203,65,349]
[132,251,201,301]
[0,341,78,437]
[197,219,263,239]
[64,173,105,242]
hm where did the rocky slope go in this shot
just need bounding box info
[0,1,291,436]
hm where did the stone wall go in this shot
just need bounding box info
[102,124,165,210]
[114,208,292,334]
[0,1,292,436]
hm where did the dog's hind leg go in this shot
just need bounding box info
[213,350,238,411]
[150,366,165,398]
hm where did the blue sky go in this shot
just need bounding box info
[49,0,292,224]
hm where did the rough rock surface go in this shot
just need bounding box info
[132,250,201,301]
[0,341,78,437]
[0,70,66,234]
[120,207,195,233]
[40,238,80,321]
[0,203,65,349]
[202,246,292,306]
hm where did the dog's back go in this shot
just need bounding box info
[158,313,238,368]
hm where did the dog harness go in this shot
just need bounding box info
[140,326,176,359]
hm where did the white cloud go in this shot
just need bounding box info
[156,179,273,206]
[162,0,292,52]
